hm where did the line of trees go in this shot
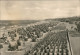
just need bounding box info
[7,22,56,51]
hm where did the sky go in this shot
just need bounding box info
[0,0,80,20]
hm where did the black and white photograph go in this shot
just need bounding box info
[0,0,80,55]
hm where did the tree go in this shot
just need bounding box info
[76,22,80,32]
[0,44,3,49]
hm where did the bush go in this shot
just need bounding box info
[0,44,3,49]
[76,22,80,32]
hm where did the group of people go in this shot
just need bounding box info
[25,31,69,55]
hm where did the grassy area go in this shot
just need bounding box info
[70,37,80,55]
[69,31,80,55]
[69,31,80,37]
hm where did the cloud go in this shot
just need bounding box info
[1,0,80,20]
